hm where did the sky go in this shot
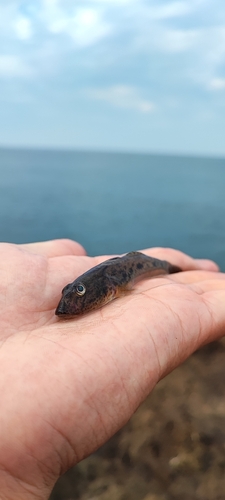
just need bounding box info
[0,0,225,157]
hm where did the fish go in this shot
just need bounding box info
[55,251,182,318]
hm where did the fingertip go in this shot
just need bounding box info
[194,259,220,272]
[20,239,87,258]
[58,239,87,257]
[141,247,220,273]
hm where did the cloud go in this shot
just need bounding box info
[41,4,112,47]
[145,2,191,20]
[14,15,33,39]
[209,78,225,90]
[154,28,199,53]
[0,0,224,94]
[0,55,32,78]
[88,0,190,16]
[87,85,154,113]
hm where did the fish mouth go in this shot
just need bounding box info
[55,300,73,318]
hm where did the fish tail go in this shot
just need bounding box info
[167,263,182,274]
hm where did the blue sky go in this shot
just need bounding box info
[0,0,225,156]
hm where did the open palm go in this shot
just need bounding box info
[0,239,225,500]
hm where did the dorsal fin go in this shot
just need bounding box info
[125,251,142,257]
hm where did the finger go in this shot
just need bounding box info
[128,272,225,297]
[141,247,219,272]
[194,259,220,271]
[19,239,86,258]
[171,270,225,285]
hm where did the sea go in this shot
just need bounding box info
[0,147,225,270]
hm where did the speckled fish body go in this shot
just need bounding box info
[55,251,181,318]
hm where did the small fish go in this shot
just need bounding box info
[55,251,181,318]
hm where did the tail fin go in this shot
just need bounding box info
[168,264,182,274]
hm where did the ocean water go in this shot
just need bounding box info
[0,147,225,270]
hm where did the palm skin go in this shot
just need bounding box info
[0,239,224,500]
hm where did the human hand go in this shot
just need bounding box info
[0,239,224,500]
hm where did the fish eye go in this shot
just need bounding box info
[75,283,86,296]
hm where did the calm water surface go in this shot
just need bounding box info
[0,147,225,269]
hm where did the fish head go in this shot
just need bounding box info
[55,273,116,318]
[55,280,89,317]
